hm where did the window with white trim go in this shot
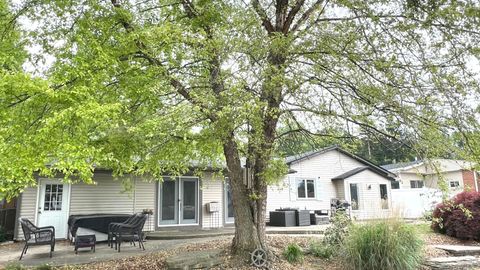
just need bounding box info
[410,180,424,189]
[297,179,315,199]
[449,180,460,188]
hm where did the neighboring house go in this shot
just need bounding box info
[382,159,479,192]
[267,146,397,220]
[13,170,232,240]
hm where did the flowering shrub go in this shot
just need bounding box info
[431,191,480,240]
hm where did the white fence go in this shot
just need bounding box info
[391,188,443,219]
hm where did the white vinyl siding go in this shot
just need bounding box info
[267,149,366,213]
[15,187,38,240]
[201,173,224,228]
[346,170,392,220]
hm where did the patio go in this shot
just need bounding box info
[0,236,230,268]
[0,225,327,268]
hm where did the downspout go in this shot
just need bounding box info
[474,170,479,192]
[133,176,137,213]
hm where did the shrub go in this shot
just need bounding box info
[309,241,334,259]
[283,243,303,263]
[344,220,423,270]
[323,211,351,246]
[35,264,53,270]
[431,191,480,240]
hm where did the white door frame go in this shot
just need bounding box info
[36,179,71,239]
[158,176,200,227]
[224,181,234,224]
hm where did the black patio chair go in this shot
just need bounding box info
[112,213,147,252]
[18,218,55,260]
[107,213,141,247]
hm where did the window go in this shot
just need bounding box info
[350,183,360,210]
[410,180,424,189]
[297,179,315,198]
[43,184,63,211]
[380,184,388,209]
[391,181,400,189]
[449,181,460,188]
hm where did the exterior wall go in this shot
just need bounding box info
[15,187,38,240]
[334,180,345,200]
[69,173,156,232]
[201,173,224,229]
[397,170,465,193]
[267,149,392,220]
[16,173,157,240]
[462,170,479,191]
[345,170,392,220]
[267,150,365,213]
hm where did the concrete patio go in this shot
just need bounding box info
[0,236,231,268]
[0,225,327,268]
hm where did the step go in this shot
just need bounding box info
[424,256,480,269]
[433,245,480,256]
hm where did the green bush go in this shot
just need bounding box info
[309,241,334,259]
[283,243,303,263]
[344,220,423,270]
[323,211,351,246]
[35,264,53,270]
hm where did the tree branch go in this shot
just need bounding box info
[252,0,275,34]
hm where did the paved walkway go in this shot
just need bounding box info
[0,236,231,268]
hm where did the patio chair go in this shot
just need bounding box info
[107,213,141,247]
[18,218,55,260]
[112,213,147,252]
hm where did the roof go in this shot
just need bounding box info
[332,166,371,181]
[381,160,423,171]
[286,145,396,180]
[382,159,476,173]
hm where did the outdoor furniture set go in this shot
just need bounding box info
[18,212,147,260]
[269,208,331,227]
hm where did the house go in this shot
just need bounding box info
[13,170,232,240]
[267,146,397,220]
[12,145,396,240]
[382,159,479,218]
[382,159,479,192]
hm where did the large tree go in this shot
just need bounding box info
[2,0,480,255]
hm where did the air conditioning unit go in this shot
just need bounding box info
[206,201,220,213]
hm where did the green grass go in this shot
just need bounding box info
[344,220,424,270]
[309,241,334,259]
[283,243,304,263]
[408,222,433,235]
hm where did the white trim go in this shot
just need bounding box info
[474,171,479,192]
[36,179,71,239]
[224,180,234,224]
[295,177,317,200]
[157,176,200,227]
[34,182,41,225]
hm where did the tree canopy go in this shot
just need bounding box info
[1,0,480,254]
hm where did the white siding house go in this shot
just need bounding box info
[14,172,228,240]
[267,146,396,220]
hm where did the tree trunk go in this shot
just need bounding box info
[223,136,264,256]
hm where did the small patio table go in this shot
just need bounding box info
[74,234,96,254]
